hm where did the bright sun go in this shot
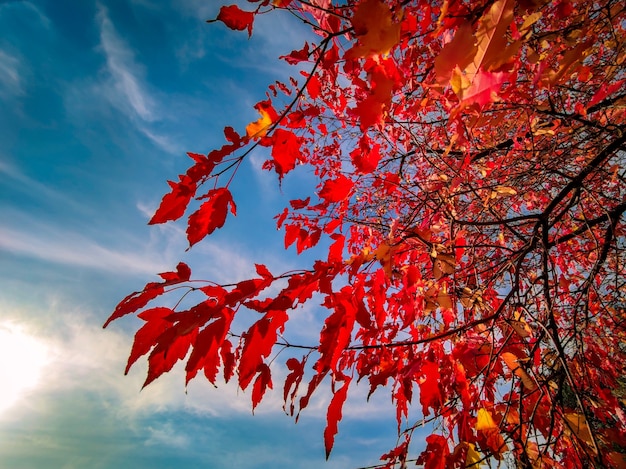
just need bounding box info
[0,323,49,414]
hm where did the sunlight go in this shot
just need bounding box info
[0,323,49,414]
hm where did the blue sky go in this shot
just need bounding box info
[0,1,424,467]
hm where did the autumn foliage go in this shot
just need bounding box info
[105,0,626,467]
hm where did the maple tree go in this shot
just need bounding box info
[105,0,626,467]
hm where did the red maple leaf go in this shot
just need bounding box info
[319,175,353,203]
[212,5,254,37]
[186,187,236,247]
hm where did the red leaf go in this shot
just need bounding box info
[351,143,381,174]
[297,372,326,419]
[289,197,310,210]
[145,327,198,388]
[588,80,625,109]
[419,361,442,416]
[104,263,191,327]
[158,262,192,283]
[316,287,357,373]
[187,187,236,247]
[280,42,310,65]
[327,233,345,263]
[125,307,173,374]
[271,129,302,178]
[451,69,508,108]
[283,356,306,415]
[353,95,385,130]
[319,175,353,203]
[380,439,409,466]
[224,266,273,306]
[306,74,321,99]
[284,224,321,253]
[221,339,235,383]
[417,434,450,469]
[252,363,273,411]
[324,375,351,459]
[185,307,234,384]
[238,310,288,390]
[213,5,254,37]
[149,175,196,224]
[105,284,164,327]
[201,127,244,169]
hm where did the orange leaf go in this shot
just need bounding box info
[465,442,484,467]
[501,351,537,390]
[246,101,276,139]
[433,252,455,279]
[347,0,401,58]
[476,408,498,431]
[564,413,594,447]
[467,0,516,76]
[435,22,476,85]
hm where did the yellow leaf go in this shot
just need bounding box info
[494,185,517,196]
[465,443,484,467]
[246,108,272,139]
[450,66,471,97]
[476,408,497,431]
[347,0,401,58]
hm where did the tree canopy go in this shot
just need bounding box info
[105,0,626,467]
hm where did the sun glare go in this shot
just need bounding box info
[0,323,49,414]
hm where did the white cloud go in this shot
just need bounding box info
[0,224,171,276]
[144,422,190,448]
[97,5,156,122]
[0,161,88,214]
[0,49,24,97]
[0,1,51,29]
[92,4,184,155]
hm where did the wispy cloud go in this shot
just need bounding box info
[94,5,185,155]
[0,49,24,97]
[97,5,156,122]
[0,210,172,276]
[144,423,190,448]
[0,1,51,29]
[0,161,88,214]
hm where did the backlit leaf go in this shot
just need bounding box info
[187,187,236,247]
[246,100,276,139]
[149,175,196,224]
[319,175,353,202]
[476,408,497,431]
[324,375,351,459]
[347,0,401,58]
[212,5,254,37]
